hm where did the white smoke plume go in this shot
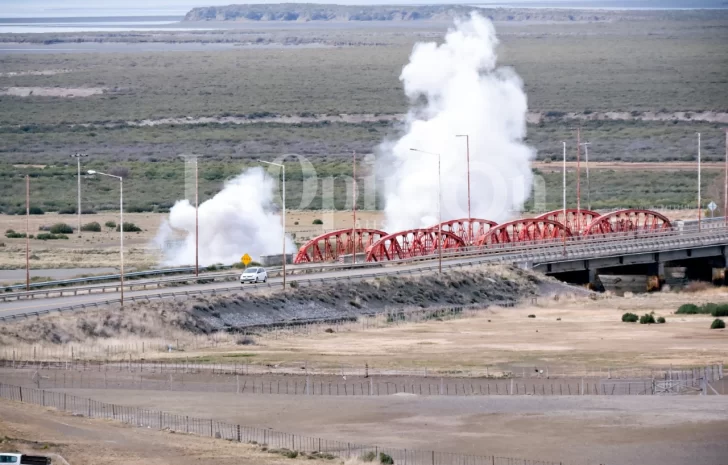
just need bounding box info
[378,13,535,231]
[155,167,292,267]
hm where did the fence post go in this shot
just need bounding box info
[237,424,241,442]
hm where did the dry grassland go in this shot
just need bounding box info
[0,398,339,465]
[184,295,725,369]
[55,290,723,371]
[0,210,384,270]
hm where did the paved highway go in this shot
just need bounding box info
[2,227,728,321]
[0,255,479,319]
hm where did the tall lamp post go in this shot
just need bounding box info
[562,142,567,252]
[698,133,702,231]
[724,128,728,229]
[455,134,471,220]
[195,158,199,276]
[410,148,442,274]
[25,175,30,291]
[70,153,88,235]
[580,142,591,211]
[352,151,357,264]
[261,161,286,289]
[88,170,124,306]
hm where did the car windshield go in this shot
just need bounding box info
[244,267,259,273]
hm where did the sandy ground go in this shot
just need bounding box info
[121,292,728,370]
[57,389,728,465]
[0,397,339,465]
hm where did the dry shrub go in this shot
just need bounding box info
[683,281,712,293]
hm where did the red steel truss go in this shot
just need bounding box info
[293,229,388,264]
[536,209,600,235]
[429,218,498,245]
[474,218,572,247]
[582,209,672,236]
[364,229,466,262]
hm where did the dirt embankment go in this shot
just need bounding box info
[0,266,541,346]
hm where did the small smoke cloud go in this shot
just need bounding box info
[155,167,292,267]
[378,13,535,232]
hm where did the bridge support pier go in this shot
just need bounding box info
[587,268,602,292]
[646,262,665,291]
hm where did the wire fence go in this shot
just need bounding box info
[0,382,580,465]
[1,357,723,382]
[2,364,722,397]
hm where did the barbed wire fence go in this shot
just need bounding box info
[0,382,582,465]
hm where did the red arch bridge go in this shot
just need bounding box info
[292,209,674,264]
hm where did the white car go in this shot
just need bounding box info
[240,266,267,284]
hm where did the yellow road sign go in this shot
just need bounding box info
[241,253,252,266]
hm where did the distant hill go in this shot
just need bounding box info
[183,3,721,22]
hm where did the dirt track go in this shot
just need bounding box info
[55,389,728,465]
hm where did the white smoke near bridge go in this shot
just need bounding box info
[378,13,535,232]
[154,168,292,267]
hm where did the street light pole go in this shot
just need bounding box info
[70,153,87,235]
[576,127,581,231]
[562,141,567,252]
[410,148,442,273]
[88,170,124,306]
[455,134,471,220]
[352,150,357,264]
[724,128,728,229]
[26,175,30,291]
[195,158,199,277]
[580,142,591,211]
[261,161,286,289]
[698,133,702,231]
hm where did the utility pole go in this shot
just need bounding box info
[70,153,87,235]
[26,175,30,291]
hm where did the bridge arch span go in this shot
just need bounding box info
[475,218,572,247]
[536,209,600,234]
[294,229,388,264]
[365,229,465,262]
[428,218,498,245]
[582,209,672,236]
